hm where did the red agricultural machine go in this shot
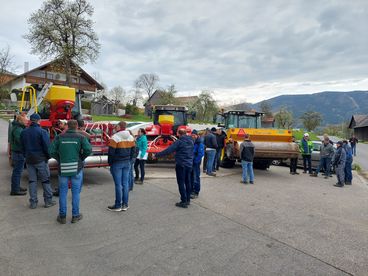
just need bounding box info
[8,83,115,169]
[145,105,192,160]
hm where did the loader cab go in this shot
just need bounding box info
[153,105,188,127]
[221,111,263,129]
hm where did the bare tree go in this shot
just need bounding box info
[109,86,125,112]
[274,107,293,129]
[0,45,15,85]
[259,100,273,117]
[135,73,159,99]
[157,84,177,105]
[300,111,322,131]
[24,0,100,86]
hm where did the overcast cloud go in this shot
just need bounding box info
[0,0,367,103]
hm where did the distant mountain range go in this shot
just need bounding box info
[227,91,368,126]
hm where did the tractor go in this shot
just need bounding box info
[8,83,115,169]
[145,105,191,160]
[217,110,299,169]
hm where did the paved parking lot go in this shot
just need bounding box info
[1,119,368,276]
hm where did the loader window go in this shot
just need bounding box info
[154,111,186,126]
[226,114,261,128]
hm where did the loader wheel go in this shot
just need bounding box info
[220,157,235,168]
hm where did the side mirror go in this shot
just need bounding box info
[10,93,17,102]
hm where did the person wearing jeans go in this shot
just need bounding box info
[21,113,55,209]
[239,134,255,184]
[299,133,313,174]
[107,121,136,212]
[156,129,194,208]
[9,114,28,196]
[49,120,92,224]
[311,137,334,179]
[203,128,218,176]
[190,130,204,198]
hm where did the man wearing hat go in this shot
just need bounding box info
[21,113,55,209]
[332,141,346,187]
[190,129,204,198]
[299,133,313,174]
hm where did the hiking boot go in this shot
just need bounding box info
[107,205,122,212]
[121,204,129,211]
[10,191,27,196]
[71,214,83,223]
[19,187,27,192]
[44,201,56,208]
[57,215,66,224]
[29,202,37,209]
[175,202,188,208]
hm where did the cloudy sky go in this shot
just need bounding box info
[0,0,367,104]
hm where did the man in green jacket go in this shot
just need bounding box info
[9,114,28,196]
[49,120,92,224]
[299,133,314,174]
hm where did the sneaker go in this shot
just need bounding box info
[44,201,56,208]
[107,205,122,212]
[294,172,300,175]
[345,182,352,185]
[324,176,329,179]
[71,214,83,223]
[175,202,188,208]
[121,205,129,211]
[19,187,27,192]
[10,191,27,196]
[29,202,37,209]
[57,215,66,224]
[249,181,254,184]
[207,172,216,177]
[333,184,344,188]
[190,193,198,199]
[310,173,318,177]
[135,180,143,185]
[240,180,248,184]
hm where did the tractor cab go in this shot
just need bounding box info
[153,105,188,126]
[220,110,264,129]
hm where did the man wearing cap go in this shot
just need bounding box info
[50,120,92,224]
[311,136,334,178]
[299,133,313,174]
[332,141,346,187]
[21,113,55,209]
[203,127,218,176]
[190,129,204,198]
[214,127,227,171]
[239,134,255,184]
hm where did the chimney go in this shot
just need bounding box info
[24,62,29,73]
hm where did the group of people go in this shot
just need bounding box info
[8,115,149,224]
[292,133,355,188]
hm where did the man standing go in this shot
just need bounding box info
[349,135,358,156]
[9,114,28,196]
[343,140,353,185]
[21,113,55,209]
[49,120,92,224]
[190,130,204,199]
[299,133,313,174]
[239,134,255,184]
[107,121,136,212]
[332,141,346,188]
[214,127,227,171]
[204,127,218,176]
[311,136,334,178]
[289,136,299,175]
[156,129,194,208]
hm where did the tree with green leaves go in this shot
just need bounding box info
[274,107,293,129]
[300,111,322,132]
[157,84,177,105]
[191,90,218,122]
[24,0,100,86]
[259,100,273,117]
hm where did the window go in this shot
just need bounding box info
[72,77,79,84]
[47,72,53,79]
[39,71,46,78]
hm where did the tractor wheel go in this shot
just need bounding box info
[254,160,271,170]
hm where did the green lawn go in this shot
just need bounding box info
[291,129,319,141]
[92,114,151,122]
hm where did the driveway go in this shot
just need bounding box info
[1,119,368,276]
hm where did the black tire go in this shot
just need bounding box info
[220,157,235,168]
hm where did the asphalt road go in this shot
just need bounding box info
[1,119,368,276]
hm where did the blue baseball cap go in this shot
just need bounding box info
[30,113,41,121]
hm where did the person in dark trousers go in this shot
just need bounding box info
[289,136,299,175]
[349,135,358,156]
[332,141,346,187]
[49,120,92,224]
[343,140,353,185]
[107,121,136,212]
[127,130,137,191]
[9,114,28,196]
[190,130,204,199]
[203,127,218,176]
[239,134,255,184]
[156,129,194,208]
[299,133,313,174]
[214,127,227,171]
[311,136,334,178]
[134,128,148,184]
[21,113,55,209]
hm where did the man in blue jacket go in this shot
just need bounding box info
[190,130,204,199]
[156,129,194,208]
[21,113,55,209]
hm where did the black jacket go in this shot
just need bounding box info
[204,132,218,149]
[240,140,255,162]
